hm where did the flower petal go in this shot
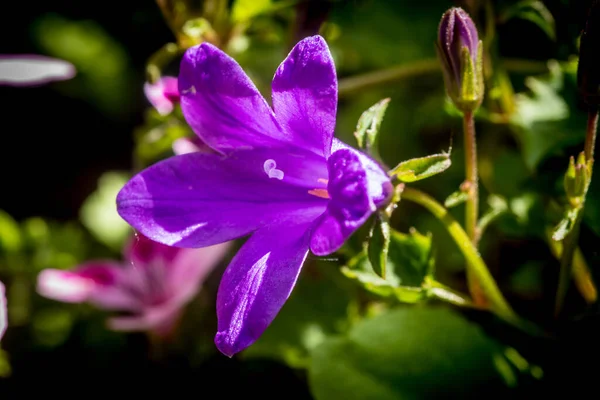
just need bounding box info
[310,147,392,255]
[214,216,318,357]
[0,281,6,340]
[0,55,76,86]
[123,234,181,266]
[272,35,337,157]
[179,43,288,152]
[117,148,328,248]
[144,76,180,115]
[167,242,231,304]
[107,301,182,336]
[37,263,142,312]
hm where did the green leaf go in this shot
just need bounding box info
[478,195,509,235]
[231,0,272,23]
[444,190,469,208]
[0,209,22,253]
[242,264,356,368]
[342,228,434,303]
[367,214,391,278]
[389,150,452,182]
[353,98,390,154]
[80,171,131,251]
[309,307,514,400]
[551,207,580,241]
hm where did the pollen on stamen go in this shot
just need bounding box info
[318,178,329,184]
[308,188,330,199]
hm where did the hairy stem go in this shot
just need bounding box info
[401,187,515,318]
[463,111,485,305]
[555,108,599,316]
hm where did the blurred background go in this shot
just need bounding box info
[0,0,598,397]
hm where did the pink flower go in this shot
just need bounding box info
[37,234,229,337]
[144,76,180,115]
[0,281,6,340]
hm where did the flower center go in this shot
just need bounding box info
[308,178,330,199]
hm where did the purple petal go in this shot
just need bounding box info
[179,43,291,152]
[310,147,392,255]
[272,35,337,157]
[144,76,180,115]
[215,215,319,357]
[117,147,328,248]
[0,281,6,340]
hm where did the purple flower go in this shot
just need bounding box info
[144,76,181,115]
[436,7,484,111]
[0,55,75,87]
[116,35,393,356]
[37,234,229,337]
[0,281,6,341]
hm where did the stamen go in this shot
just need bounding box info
[308,188,330,199]
[318,178,329,184]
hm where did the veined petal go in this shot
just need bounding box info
[117,148,328,248]
[179,43,288,152]
[272,35,337,157]
[310,148,393,255]
[215,215,318,357]
[0,281,6,340]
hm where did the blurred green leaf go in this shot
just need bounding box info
[444,190,469,208]
[499,1,556,40]
[342,228,434,303]
[80,171,131,251]
[0,349,11,378]
[32,308,74,347]
[510,61,584,170]
[0,210,22,253]
[243,265,356,368]
[389,150,451,182]
[231,0,272,23]
[309,307,513,400]
[354,98,390,156]
[367,214,390,278]
[34,14,134,116]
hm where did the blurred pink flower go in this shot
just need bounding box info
[37,234,229,337]
[0,281,6,340]
[0,55,76,86]
[144,76,180,115]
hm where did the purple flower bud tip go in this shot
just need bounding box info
[436,7,484,112]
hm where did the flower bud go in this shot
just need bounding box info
[564,152,592,206]
[436,7,484,112]
[578,1,600,106]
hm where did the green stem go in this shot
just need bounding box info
[463,111,486,306]
[555,108,599,317]
[337,58,558,97]
[463,111,479,243]
[401,186,515,318]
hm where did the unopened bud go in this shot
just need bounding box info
[436,7,485,112]
[564,152,592,206]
